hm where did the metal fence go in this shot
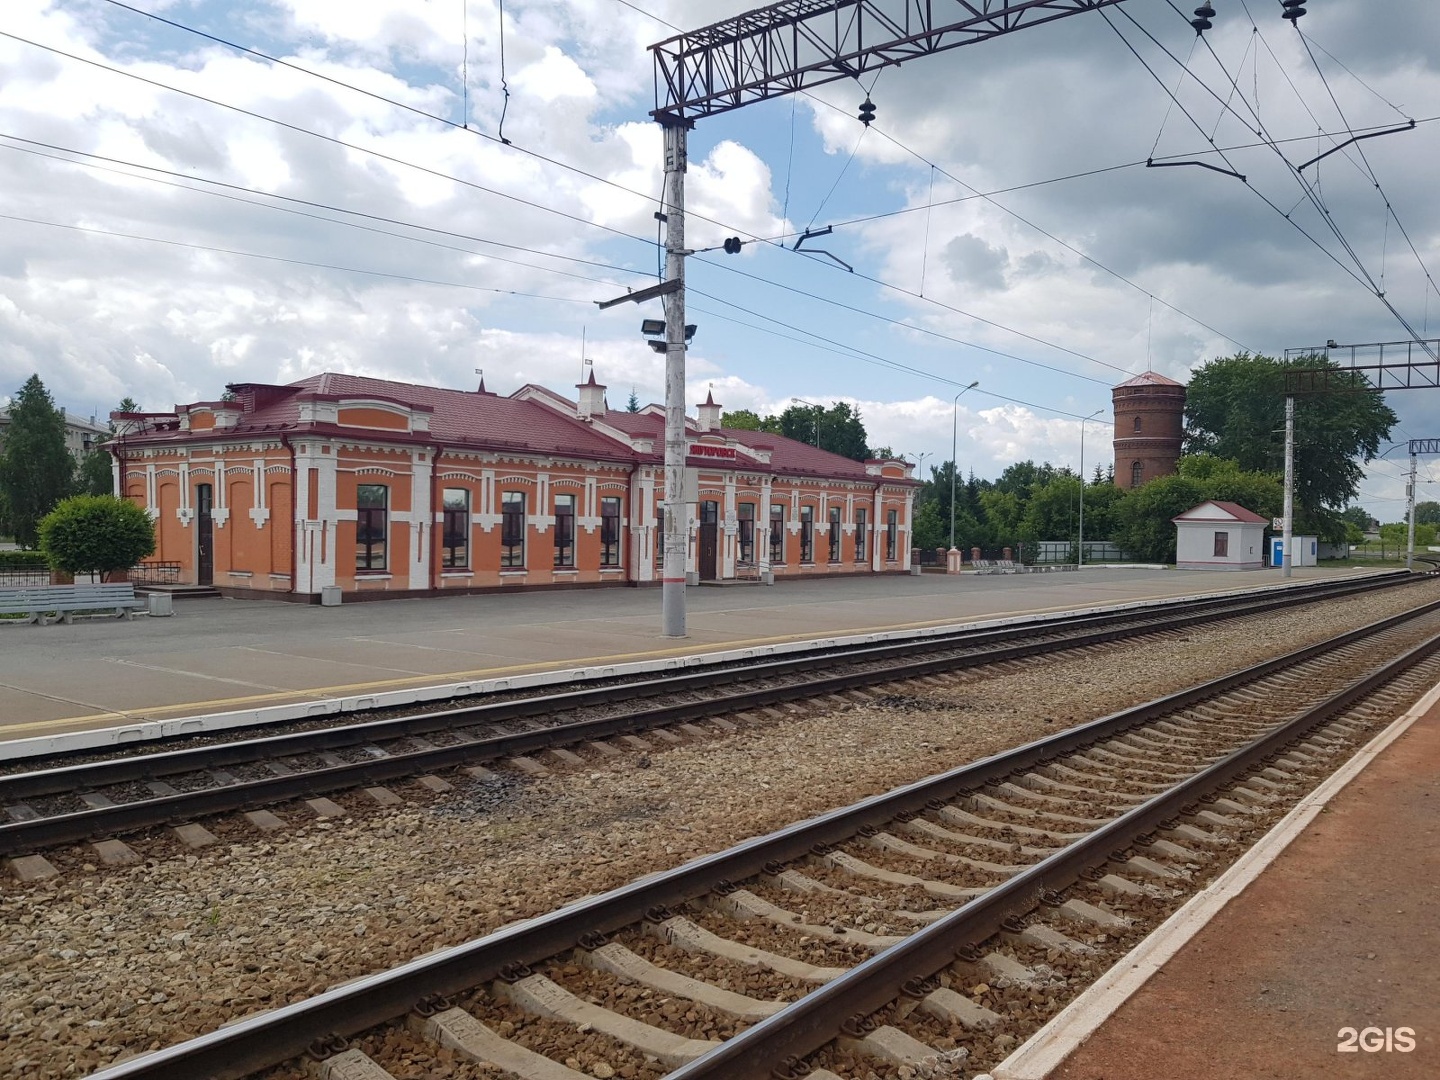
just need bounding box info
[128,561,183,586]
[0,567,50,587]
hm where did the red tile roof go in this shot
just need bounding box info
[121,373,912,484]
[126,373,636,461]
[1114,370,1184,389]
[1172,500,1269,524]
[595,407,886,481]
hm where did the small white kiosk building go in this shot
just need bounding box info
[1173,500,1268,571]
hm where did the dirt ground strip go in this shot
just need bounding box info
[3,580,1438,1079]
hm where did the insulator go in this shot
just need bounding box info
[1281,0,1306,21]
[722,236,742,254]
[1191,2,1215,32]
[857,98,876,126]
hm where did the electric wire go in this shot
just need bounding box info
[1130,4,1434,352]
[0,29,656,250]
[687,287,1103,420]
[1099,8,1373,294]
[1293,25,1439,353]
[0,212,595,303]
[7,25,1129,389]
[0,133,651,285]
[797,91,1255,353]
[691,253,1119,384]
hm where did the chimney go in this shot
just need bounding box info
[697,388,722,431]
[576,369,607,420]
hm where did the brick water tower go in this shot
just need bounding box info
[1112,371,1185,488]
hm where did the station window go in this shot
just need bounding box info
[554,493,576,567]
[886,509,898,561]
[600,497,622,567]
[799,505,814,563]
[738,503,755,564]
[356,484,388,571]
[501,491,526,568]
[442,488,469,569]
[855,508,868,563]
[770,504,785,565]
[828,506,841,563]
[1133,415,1142,433]
[1130,461,1144,488]
[1214,531,1229,558]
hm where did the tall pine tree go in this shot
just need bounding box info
[0,375,75,547]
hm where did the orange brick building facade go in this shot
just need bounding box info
[111,374,917,600]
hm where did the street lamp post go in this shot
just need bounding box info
[949,381,980,570]
[791,397,821,447]
[1077,408,1104,568]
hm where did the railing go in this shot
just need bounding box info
[127,561,183,586]
[0,568,51,587]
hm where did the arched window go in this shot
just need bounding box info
[1130,461,1144,488]
[1133,415,1143,433]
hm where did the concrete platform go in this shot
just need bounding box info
[0,566,1376,745]
[995,675,1440,1080]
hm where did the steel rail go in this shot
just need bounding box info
[670,626,1440,1077]
[83,597,1440,1080]
[0,576,1415,856]
[0,573,1407,805]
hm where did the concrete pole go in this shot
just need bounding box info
[1077,408,1102,568]
[1407,450,1417,572]
[1282,395,1295,579]
[660,121,689,637]
[948,381,978,572]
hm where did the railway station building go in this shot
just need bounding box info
[110,372,918,600]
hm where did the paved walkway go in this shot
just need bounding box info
[1041,691,1439,1079]
[0,566,1364,740]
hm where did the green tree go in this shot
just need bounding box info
[1114,474,1206,563]
[1079,482,1126,549]
[1175,455,1284,521]
[1339,505,1375,532]
[38,494,155,580]
[0,375,75,547]
[626,387,641,413]
[910,500,945,552]
[775,402,871,460]
[720,408,766,431]
[1019,474,1082,544]
[1414,501,1440,526]
[1185,353,1395,515]
[1380,522,1438,549]
[78,449,114,496]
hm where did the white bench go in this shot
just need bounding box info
[0,582,144,625]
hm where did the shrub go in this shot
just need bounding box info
[0,550,50,569]
[38,495,155,580]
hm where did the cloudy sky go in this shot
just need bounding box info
[2,0,1438,517]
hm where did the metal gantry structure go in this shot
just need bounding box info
[1283,338,1440,394]
[1283,339,1440,574]
[646,0,1129,636]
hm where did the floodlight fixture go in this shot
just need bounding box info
[641,319,666,336]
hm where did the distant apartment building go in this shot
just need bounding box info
[0,406,109,460]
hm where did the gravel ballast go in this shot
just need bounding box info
[3,581,1438,1078]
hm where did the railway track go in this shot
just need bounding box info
[81,595,1440,1080]
[0,573,1419,863]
